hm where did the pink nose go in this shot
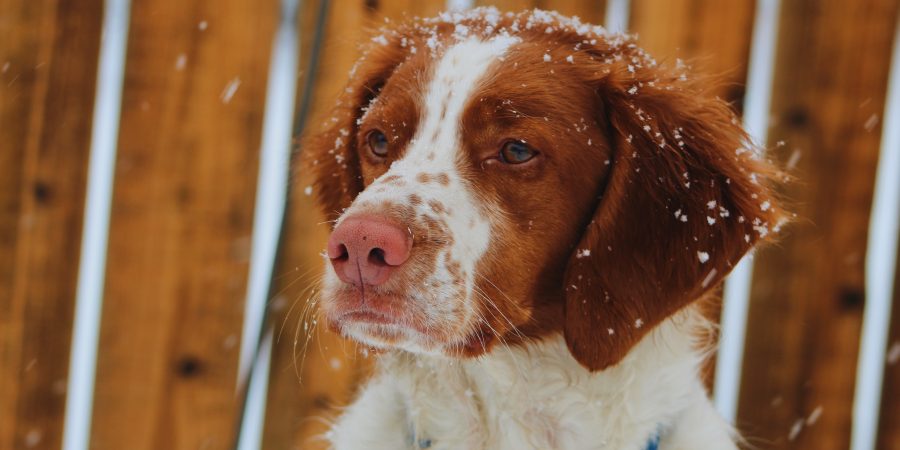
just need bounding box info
[327,215,412,286]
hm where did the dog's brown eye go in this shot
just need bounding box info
[367,130,389,158]
[499,140,538,164]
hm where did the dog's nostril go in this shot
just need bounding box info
[368,248,388,267]
[333,244,349,262]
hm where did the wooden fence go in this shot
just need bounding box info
[2,0,899,449]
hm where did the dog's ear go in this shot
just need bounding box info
[563,51,785,371]
[300,40,406,221]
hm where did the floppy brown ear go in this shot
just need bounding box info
[300,40,406,221]
[563,55,785,371]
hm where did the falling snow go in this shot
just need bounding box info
[220,77,241,104]
[24,429,42,448]
[175,53,187,70]
[888,341,900,365]
[788,418,804,441]
[864,114,879,132]
[806,406,823,426]
[701,269,718,288]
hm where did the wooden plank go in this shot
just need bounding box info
[739,0,900,448]
[878,244,900,449]
[376,0,445,18]
[88,0,277,448]
[0,0,102,448]
[630,0,755,105]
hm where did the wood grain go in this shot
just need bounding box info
[739,0,900,448]
[88,1,276,448]
[878,235,900,448]
[538,0,606,24]
[0,0,102,448]
[4,0,900,448]
[631,0,755,105]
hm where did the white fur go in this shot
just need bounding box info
[326,307,737,449]
[324,36,518,355]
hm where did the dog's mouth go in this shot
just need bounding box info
[322,286,491,355]
[324,290,436,346]
[338,309,398,327]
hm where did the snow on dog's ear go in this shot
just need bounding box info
[563,48,785,371]
[300,38,406,222]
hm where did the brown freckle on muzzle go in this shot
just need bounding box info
[436,173,450,185]
[428,200,446,214]
[446,259,462,280]
[409,194,422,205]
[416,172,432,183]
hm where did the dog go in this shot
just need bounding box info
[302,8,783,449]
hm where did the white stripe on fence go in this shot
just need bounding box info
[62,1,132,449]
[604,0,630,34]
[714,0,782,423]
[237,330,275,450]
[851,6,900,450]
[236,0,301,448]
[446,0,474,12]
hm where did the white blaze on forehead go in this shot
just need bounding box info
[388,34,520,257]
[414,35,519,153]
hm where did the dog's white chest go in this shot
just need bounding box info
[326,321,736,450]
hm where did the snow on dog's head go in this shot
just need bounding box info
[303,8,783,369]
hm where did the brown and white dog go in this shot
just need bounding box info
[302,8,783,449]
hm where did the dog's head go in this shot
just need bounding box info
[302,9,783,370]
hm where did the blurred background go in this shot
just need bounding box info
[2,0,899,449]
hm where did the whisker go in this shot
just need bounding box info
[291,277,325,384]
[279,273,322,342]
[275,270,322,337]
[472,278,528,342]
[470,288,529,381]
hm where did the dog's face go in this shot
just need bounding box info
[304,9,782,370]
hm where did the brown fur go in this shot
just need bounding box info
[301,10,784,370]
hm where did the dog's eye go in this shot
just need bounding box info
[499,140,538,164]
[367,130,389,158]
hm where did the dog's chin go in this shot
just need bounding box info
[344,323,444,355]
[330,321,492,357]
[326,309,496,358]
